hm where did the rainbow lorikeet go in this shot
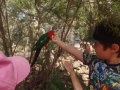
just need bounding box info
[31,30,55,67]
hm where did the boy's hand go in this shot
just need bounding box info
[63,61,74,74]
[51,36,61,43]
[51,36,57,42]
[85,43,92,54]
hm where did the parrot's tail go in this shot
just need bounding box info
[32,44,37,51]
[31,48,41,67]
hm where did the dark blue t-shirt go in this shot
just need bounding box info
[83,52,120,90]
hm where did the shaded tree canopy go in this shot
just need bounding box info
[0,0,120,90]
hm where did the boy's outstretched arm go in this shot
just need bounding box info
[63,61,83,90]
[52,37,84,63]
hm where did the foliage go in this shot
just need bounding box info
[46,68,73,90]
[0,0,120,90]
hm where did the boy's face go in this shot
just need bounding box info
[92,41,111,60]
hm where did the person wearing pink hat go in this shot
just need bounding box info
[0,51,30,90]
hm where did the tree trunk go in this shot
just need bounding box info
[0,7,9,56]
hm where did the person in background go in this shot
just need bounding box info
[52,19,120,90]
[0,51,30,90]
[63,61,83,90]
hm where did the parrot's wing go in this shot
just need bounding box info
[31,33,50,67]
[32,33,49,50]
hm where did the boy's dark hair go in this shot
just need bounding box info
[93,19,120,57]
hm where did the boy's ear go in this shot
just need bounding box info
[111,44,119,52]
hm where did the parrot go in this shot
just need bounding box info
[31,30,55,67]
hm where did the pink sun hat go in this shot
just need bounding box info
[0,51,30,90]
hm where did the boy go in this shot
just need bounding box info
[52,19,120,90]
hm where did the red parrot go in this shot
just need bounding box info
[31,30,55,67]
